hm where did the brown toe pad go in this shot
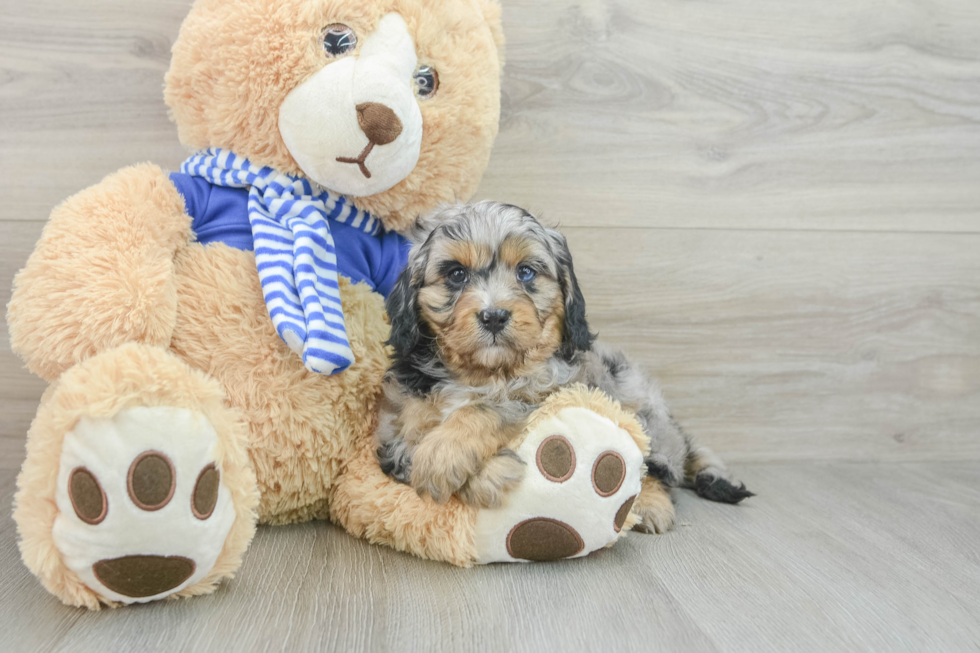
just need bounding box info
[93,555,195,598]
[192,464,220,520]
[127,451,175,511]
[536,435,576,483]
[68,467,107,525]
[614,495,637,532]
[592,451,626,497]
[506,518,585,561]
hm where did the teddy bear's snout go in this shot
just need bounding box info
[356,102,403,146]
[335,102,406,179]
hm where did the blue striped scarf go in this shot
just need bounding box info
[181,149,381,375]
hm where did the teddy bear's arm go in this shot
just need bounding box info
[9,164,194,381]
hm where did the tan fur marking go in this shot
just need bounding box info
[632,477,676,535]
[498,236,536,269]
[393,393,444,447]
[444,240,493,272]
[419,284,456,327]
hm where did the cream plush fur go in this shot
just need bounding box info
[8,0,648,609]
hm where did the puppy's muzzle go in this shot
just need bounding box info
[478,308,511,335]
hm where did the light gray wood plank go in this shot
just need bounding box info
[2,0,980,232]
[1,221,47,471]
[477,0,980,231]
[0,0,189,221]
[3,463,979,652]
[0,471,86,651]
[566,226,980,463]
[652,461,980,652]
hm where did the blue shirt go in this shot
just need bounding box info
[170,173,411,298]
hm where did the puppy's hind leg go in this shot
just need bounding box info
[632,476,676,535]
[683,430,754,504]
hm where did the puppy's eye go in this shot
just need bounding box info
[413,66,439,100]
[447,267,468,285]
[516,265,537,283]
[323,24,357,58]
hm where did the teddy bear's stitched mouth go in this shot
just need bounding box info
[336,142,375,179]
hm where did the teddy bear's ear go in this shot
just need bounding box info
[478,0,505,69]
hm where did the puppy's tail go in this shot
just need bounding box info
[682,432,755,505]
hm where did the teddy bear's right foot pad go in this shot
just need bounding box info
[473,406,645,564]
[54,406,237,603]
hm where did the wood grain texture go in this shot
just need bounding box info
[2,463,979,652]
[477,0,980,231]
[565,227,980,462]
[0,222,47,471]
[1,0,979,231]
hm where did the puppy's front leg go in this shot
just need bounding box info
[410,405,524,506]
[456,449,526,509]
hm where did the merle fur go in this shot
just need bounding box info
[377,201,753,510]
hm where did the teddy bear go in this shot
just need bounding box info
[7,0,651,609]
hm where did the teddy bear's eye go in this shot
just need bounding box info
[413,66,439,100]
[322,24,357,58]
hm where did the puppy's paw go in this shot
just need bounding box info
[410,438,482,504]
[457,449,527,509]
[694,471,755,505]
[632,477,676,535]
[376,437,413,484]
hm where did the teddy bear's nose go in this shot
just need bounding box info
[355,102,403,146]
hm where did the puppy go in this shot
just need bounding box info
[375,201,752,533]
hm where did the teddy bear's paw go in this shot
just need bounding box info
[53,406,238,604]
[472,407,645,564]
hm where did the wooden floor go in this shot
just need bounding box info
[4,462,980,652]
[1,0,979,651]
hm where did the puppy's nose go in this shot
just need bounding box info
[355,102,403,145]
[478,308,511,335]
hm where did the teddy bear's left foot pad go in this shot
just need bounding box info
[54,406,237,603]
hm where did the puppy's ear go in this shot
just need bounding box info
[548,229,595,360]
[385,235,431,360]
[409,202,465,245]
[385,266,422,360]
[407,214,437,245]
